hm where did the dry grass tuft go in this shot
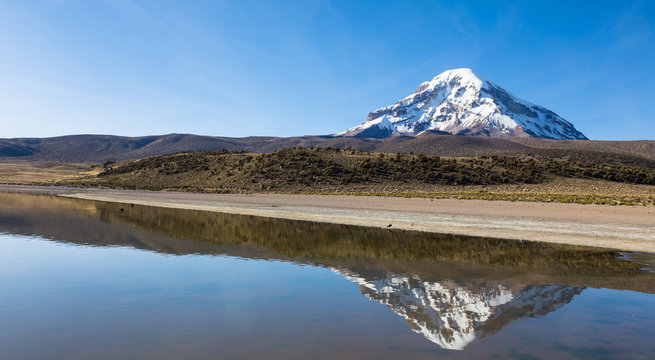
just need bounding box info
[0,161,97,185]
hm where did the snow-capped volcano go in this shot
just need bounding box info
[338,68,587,140]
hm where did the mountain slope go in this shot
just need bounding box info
[340,68,587,140]
[2,133,655,164]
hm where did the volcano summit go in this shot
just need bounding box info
[339,68,587,140]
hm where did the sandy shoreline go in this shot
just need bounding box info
[1,184,654,252]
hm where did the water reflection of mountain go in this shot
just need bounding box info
[335,268,582,350]
[1,192,653,350]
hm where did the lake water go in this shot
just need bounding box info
[1,192,654,359]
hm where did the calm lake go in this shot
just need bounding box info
[1,192,654,359]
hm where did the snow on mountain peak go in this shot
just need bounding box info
[418,68,484,93]
[339,68,587,140]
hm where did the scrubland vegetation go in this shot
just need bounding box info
[61,147,655,206]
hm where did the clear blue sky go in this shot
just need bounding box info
[1,0,653,140]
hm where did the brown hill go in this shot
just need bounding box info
[1,133,654,164]
[76,147,655,202]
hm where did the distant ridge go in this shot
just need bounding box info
[339,68,587,140]
[1,133,654,164]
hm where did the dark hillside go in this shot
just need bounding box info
[80,147,655,194]
[375,134,531,156]
[509,138,655,160]
[1,133,654,165]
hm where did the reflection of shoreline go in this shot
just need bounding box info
[2,184,655,252]
[335,268,583,350]
[0,192,654,295]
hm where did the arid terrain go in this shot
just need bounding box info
[1,139,654,251]
[69,147,655,206]
[1,145,654,206]
[2,184,653,252]
[0,161,99,184]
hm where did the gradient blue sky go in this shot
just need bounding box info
[1,0,653,140]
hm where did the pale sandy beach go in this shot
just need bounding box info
[1,184,654,252]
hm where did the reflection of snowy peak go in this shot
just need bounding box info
[338,68,587,140]
[334,269,582,350]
